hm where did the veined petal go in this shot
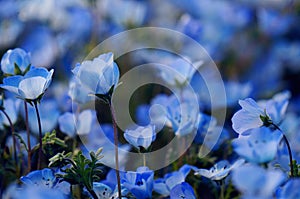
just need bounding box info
[18,77,47,100]
[0,75,23,95]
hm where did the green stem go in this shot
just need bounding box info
[272,123,294,177]
[33,101,43,170]
[109,102,122,198]
[1,109,18,168]
[143,153,146,167]
[24,101,32,172]
[220,181,225,199]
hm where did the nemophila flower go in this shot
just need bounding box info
[21,168,56,188]
[4,185,68,199]
[164,91,199,137]
[21,26,58,67]
[232,164,285,198]
[159,57,203,87]
[135,104,151,126]
[0,66,54,102]
[170,182,196,199]
[121,166,154,199]
[194,159,245,181]
[68,77,95,104]
[21,99,60,134]
[93,182,128,199]
[124,125,156,150]
[72,52,120,97]
[154,164,195,196]
[277,179,300,199]
[1,48,31,75]
[58,109,97,137]
[20,168,70,195]
[0,98,21,128]
[232,127,282,164]
[232,91,290,135]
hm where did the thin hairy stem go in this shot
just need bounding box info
[109,102,122,198]
[33,101,43,170]
[24,101,32,172]
[272,123,294,177]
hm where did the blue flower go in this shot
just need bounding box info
[124,125,156,150]
[58,109,97,137]
[0,66,54,101]
[68,77,95,104]
[1,48,31,75]
[93,182,128,199]
[72,52,120,96]
[0,98,21,128]
[277,179,300,199]
[154,164,195,196]
[122,166,154,199]
[165,91,200,137]
[20,168,70,195]
[232,127,282,164]
[232,164,285,198]
[170,182,196,199]
[21,168,57,188]
[232,91,290,135]
[194,159,245,181]
[159,57,203,87]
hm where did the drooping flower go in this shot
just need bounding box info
[170,182,196,199]
[232,127,282,164]
[0,66,54,101]
[232,91,290,135]
[194,159,245,181]
[154,164,195,197]
[72,52,120,97]
[124,125,156,150]
[121,166,154,199]
[1,48,31,75]
[232,164,285,198]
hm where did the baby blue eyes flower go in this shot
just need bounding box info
[124,125,156,150]
[0,66,54,101]
[122,166,154,199]
[159,57,203,86]
[232,164,285,198]
[21,168,56,188]
[232,127,282,164]
[72,52,120,96]
[232,91,290,135]
[58,110,96,137]
[194,159,245,181]
[277,179,300,199]
[154,164,195,196]
[1,48,31,75]
[170,182,196,199]
[93,182,128,199]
